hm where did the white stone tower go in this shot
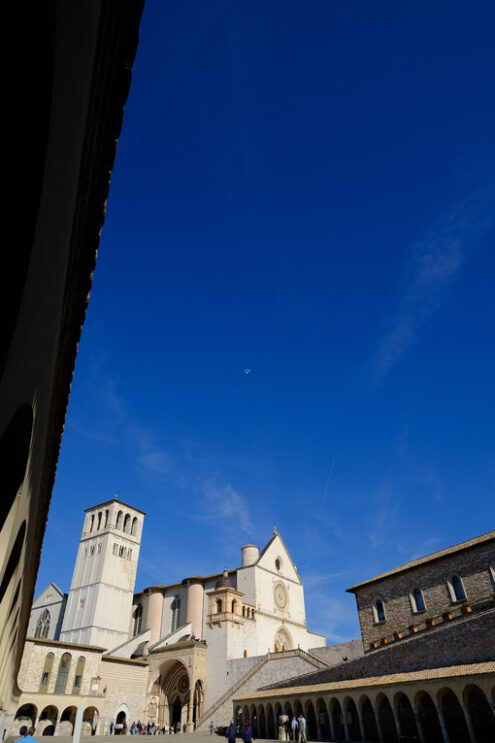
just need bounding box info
[59,498,145,649]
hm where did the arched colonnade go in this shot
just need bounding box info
[234,675,495,743]
[12,702,100,737]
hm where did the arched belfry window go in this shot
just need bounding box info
[372,598,386,623]
[54,653,72,694]
[39,652,54,692]
[131,517,138,536]
[34,608,51,639]
[116,511,123,530]
[448,574,467,602]
[123,513,131,533]
[133,604,143,635]
[104,509,109,528]
[90,514,95,532]
[72,656,85,694]
[97,511,102,530]
[410,587,426,613]
[171,595,181,632]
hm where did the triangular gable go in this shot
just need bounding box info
[32,582,66,607]
[256,530,302,584]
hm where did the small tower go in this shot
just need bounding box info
[59,498,145,649]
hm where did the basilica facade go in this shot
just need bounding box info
[12,498,326,736]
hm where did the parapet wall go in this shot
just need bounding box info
[263,608,495,689]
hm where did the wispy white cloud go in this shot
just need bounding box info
[373,186,494,384]
[97,379,181,487]
[197,481,254,537]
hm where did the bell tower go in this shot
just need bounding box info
[59,498,145,649]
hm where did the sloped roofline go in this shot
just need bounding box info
[136,531,302,596]
[33,582,67,602]
[347,528,495,593]
[84,497,146,515]
[255,530,303,584]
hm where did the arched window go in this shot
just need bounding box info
[133,604,143,635]
[34,609,51,639]
[274,626,293,652]
[131,517,138,536]
[449,574,467,602]
[410,587,426,613]
[171,595,181,632]
[39,652,54,692]
[216,599,222,615]
[123,513,131,533]
[116,511,123,529]
[372,598,386,623]
[231,600,237,614]
[97,511,102,530]
[90,514,94,532]
[72,656,85,695]
[54,653,72,694]
[104,509,109,528]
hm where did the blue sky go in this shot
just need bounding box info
[37,1,495,643]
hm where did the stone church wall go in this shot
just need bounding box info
[100,657,149,726]
[204,653,323,728]
[27,596,67,642]
[352,540,495,647]
[308,638,363,665]
[18,640,102,696]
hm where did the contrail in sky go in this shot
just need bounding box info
[309,457,335,563]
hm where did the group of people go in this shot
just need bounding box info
[110,720,180,735]
[130,721,181,735]
[222,713,306,743]
[224,715,257,743]
[290,715,307,742]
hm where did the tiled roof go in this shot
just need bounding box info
[233,661,495,700]
[347,529,495,592]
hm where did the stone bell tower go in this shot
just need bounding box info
[59,498,145,649]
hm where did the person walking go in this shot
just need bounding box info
[298,716,306,743]
[243,718,253,743]
[209,721,215,736]
[291,717,298,742]
[225,720,237,743]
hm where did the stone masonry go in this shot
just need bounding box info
[347,532,495,648]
